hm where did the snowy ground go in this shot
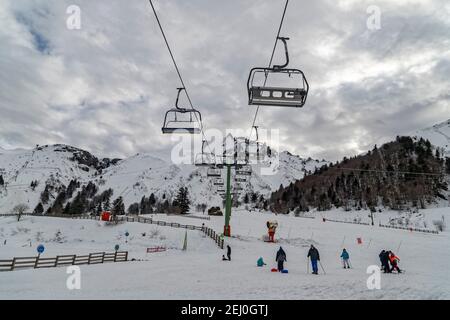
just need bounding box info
[0,208,449,299]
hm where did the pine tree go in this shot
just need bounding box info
[33,202,44,215]
[128,203,139,215]
[112,197,125,217]
[149,193,156,205]
[174,187,190,214]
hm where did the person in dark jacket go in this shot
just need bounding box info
[227,245,231,261]
[379,250,390,273]
[307,245,320,274]
[276,247,287,272]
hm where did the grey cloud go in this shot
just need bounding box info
[0,0,449,162]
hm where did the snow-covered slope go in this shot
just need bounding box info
[1,208,449,299]
[0,143,328,213]
[415,119,450,156]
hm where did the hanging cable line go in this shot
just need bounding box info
[248,0,290,142]
[148,0,216,159]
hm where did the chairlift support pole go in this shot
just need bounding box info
[224,164,232,237]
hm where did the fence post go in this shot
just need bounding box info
[11,258,16,271]
[124,251,128,261]
[101,252,105,264]
[72,255,76,265]
[88,253,92,264]
[55,256,59,267]
[114,251,117,262]
[34,256,39,269]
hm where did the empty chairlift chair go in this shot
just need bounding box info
[195,140,216,166]
[247,37,309,108]
[207,167,222,177]
[236,165,252,176]
[162,88,202,134]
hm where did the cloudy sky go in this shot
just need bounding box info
[0,0,449,162]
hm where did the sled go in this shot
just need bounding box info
[281,269,288,274]
[271,268,278,272]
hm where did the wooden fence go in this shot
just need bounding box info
[379,223,438,234]
[0,251,128,272]
[323,218,371,226]
[201,226,225,249]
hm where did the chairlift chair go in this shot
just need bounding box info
[207,167,222,177]
[236,164,252,176]
[162,88,202,134]
[195,140,216,166]
[247,37,309,108]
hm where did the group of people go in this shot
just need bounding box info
[272,245,322,274]
[379,250,402,273]
[223,245,402,275]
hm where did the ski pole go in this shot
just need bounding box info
[307,259,310,274]
[319,261,326,274]
[396,240,402,254]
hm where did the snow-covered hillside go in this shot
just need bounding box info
[0,208,448,299]
[0,143,327,213]
[415,119,450,156]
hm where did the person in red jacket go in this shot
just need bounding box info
[388,251,402,273]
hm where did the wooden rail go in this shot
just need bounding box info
[0,251,128,272]
[379,223,438,234]
[323,218,371,226]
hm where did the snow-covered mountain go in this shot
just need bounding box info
[415,119,450,156]
[0,143,328,213]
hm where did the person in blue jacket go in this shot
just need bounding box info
[340,248,350,269]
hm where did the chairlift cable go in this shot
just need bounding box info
[149,0,214,157]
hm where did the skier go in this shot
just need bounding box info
[307,245,320,275]
[257,257,266,267]
[340,248,350,269]
[388,251,402,273]
[227,245,231,261]
[275,247,287,272]
[379,250,390,273]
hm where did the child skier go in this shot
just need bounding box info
[275,247,287,272]
[388,251,402,273]
[257,257,266,267]
[307,245,320,275]
[340,248,350,269]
